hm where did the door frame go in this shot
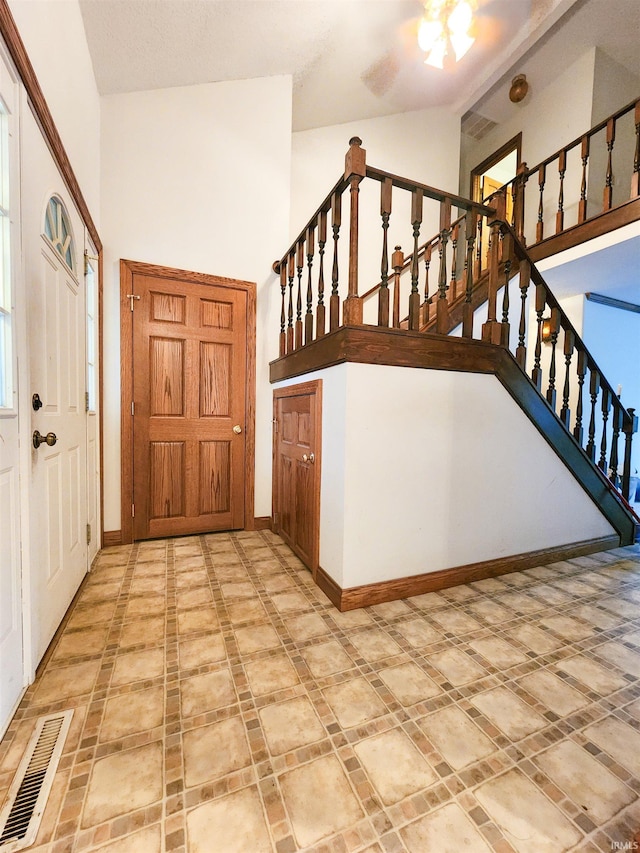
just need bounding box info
[120,259,256,544]
[470,132,522,202]
[272,379,322,578]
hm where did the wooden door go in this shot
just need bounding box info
[124,262,254,540]
[273,381,322,573]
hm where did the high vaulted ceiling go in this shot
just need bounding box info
[77,0,615,131]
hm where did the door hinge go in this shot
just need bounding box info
[272,418,278,433]
[131,503,135,518]
[126,293,141,311]
[85,391,90,412]
[86,523,91,545]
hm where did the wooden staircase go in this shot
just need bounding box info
[271,103,640,547]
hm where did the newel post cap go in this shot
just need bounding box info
[345,136,366,179]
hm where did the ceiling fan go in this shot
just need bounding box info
[361,0,514,97]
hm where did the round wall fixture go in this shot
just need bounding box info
[509,74,529,103]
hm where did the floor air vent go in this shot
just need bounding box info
[0,710,73,852]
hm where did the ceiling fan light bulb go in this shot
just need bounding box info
[448,0,473,34]
[450,30,474,61]
[424,38,447,68]
[418,17,443,53]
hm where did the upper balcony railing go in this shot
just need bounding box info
[503,96,640,253]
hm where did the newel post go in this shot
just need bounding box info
[481,190,507,345]
[343,137,366,325]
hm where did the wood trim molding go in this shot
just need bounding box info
[253,517,272,531]
[0,0,101,253]
[586,292,640,314]
[528,197,640,263]
[102,530,123,548]
[317,535,621,611]
[270,325,498,383]
[120,259,257,543]
[470,132,522,201]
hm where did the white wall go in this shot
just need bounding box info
[8,0,101,219]
[276,363,616,588]
[100,76,292,529]
[461,49,597,244]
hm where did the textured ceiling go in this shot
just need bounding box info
[78,0,582,131]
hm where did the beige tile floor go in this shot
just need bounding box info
[1,531,640,852]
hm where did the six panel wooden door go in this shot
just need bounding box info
[131,271,247,539]
[273,381,321,573]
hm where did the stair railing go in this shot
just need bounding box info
[502,96,640,248]
[273,142,637,502]
[472,211,638,501]
[273,137,497,356]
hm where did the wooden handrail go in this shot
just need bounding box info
[365,165,496,217]
[519,96,640,181]
[500,219,633,426]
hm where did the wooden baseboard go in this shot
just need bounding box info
[316,535,620,611]
[102,530,123,547]
[253,517,272,531]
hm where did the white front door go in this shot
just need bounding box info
[0,48,24,734]
[23,109,88,664]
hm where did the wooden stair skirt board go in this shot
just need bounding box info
[316,534,620,611]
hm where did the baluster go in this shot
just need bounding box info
[599,387,611,471]
[286,253,295,353]
[343,137,365,326]
[378,178,392,327]
[578,135,590,223]
[515,258,531,369]
[436,198,452,334]
[409,189,423,331]
[536,164,546,243]
[475,213,482,278]
[316,210,327,338]
[500,231,512,346]
[632,100,640,197]
[462,210,477,339]
[330,192,341,331]
[603,117,615,211]
[546,307,560,409]
[295,241,303,349]
[421,243,432,327]
[622,408,637,500]
[586,370,600,461]
[481,192,506,345]
[559,328,574,429]
[573,350,586,445]
[449,221,458,302]
[392,246,404,329]
[556,150,566,235]
[304,225,315,345]
[609,402,621,486]
[531,283,546,390]
[279,262,287,357]
[512,162,527,242]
